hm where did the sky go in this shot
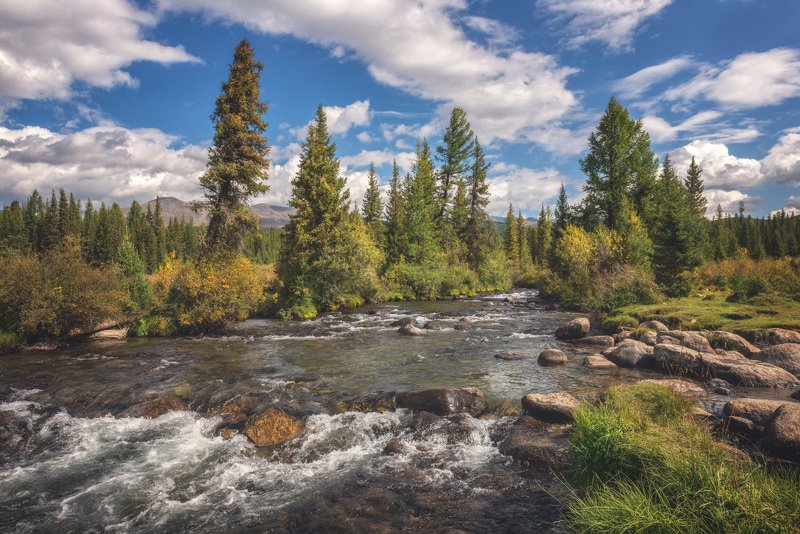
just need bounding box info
[0,0,799,218]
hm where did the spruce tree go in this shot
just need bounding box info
[384,160,406,265]
[435,107,474,223]
[464,140,490,270]
[684,156,707,218]
[504,203,520,268]
[24,190,44,251]
[0,201,28,251]
[361,163,385,247]
[553,183,570,241]
[195,39,270,254]
[278,105,380,315]
[152,197,167,266]
[534,205,553,266]
[580,97,658,230]
[517,211,531,268]
[403,139,438,264]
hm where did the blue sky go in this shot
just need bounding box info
[1,0,799,217]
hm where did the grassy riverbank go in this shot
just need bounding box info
[567,383,800,532]
[607,292,800,334]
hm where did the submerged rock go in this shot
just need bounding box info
[499,417,572,472]
[398,323,425,336]
[702,330,760,357]
[754,344,800,376]
[521,393,580,423]
[119,394,187,419]
[657,330,713,353]
[537,349,568,367]
[582,354,617,370]
[348,392,395,413]
[494,351,532,361]
[395,388,486,416]
[638,378,706,398]
[722,398,789,426]
[569,335,615,350]
[243,408,304,447]
[763,404,800,462]
[554,318,589,340]
[605,339,653,368]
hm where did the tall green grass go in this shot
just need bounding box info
[567,383,800,533]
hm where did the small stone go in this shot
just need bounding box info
[398,323,425,336]
[582,354,617,370]
[538,349,568,366]
[383,438,404,455]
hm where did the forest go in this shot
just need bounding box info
[0,39,798,349]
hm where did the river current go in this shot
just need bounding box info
[0,290,754,533]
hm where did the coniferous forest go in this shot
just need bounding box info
[0,41,799,346]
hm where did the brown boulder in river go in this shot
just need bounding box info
[763,403,800,463]
[243,408,304,447]
[395,388,486,416]
[537,349,568,366]
[554,318,589,340]
[521,393,580,423]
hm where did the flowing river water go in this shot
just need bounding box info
[0,290,785,533]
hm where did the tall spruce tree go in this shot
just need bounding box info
[534,205,553,266]
[580,97,658,230]
[517,211,531,268]
[504,203,520,268]
[278,106,380,315]
[384,160,406,265]
[195,39,269,254]
[684,156,707,218]
[553,183,570,241]
[361,163,385,248]
[463,140,490,270]
[403,139,438,264]
[435,107,474,223]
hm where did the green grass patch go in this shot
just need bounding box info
[567,383,800,533]
[0,329,23,353]
[612,291,800,334]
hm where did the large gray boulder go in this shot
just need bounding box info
[702,330,760,357]
[722,398,788,426]
[754,344,800,377]
[654,344,799,387]
[657,330,713,353]
[640,320,669,332]
[499,417,572,472]
[395,388,486,416]
[538,349,568,366]
[763,404,800,462]
[555,318,590,340]
[521,393,580,423]
[606,339,654,368]
[762,328,800,345]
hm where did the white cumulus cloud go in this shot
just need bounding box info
[670,140,764,192]
[761,128,800,185]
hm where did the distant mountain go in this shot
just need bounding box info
[128,197,293,229]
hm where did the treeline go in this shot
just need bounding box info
[0,191,282,271]
[500,97,800,310]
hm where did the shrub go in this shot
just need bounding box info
[151,254,265,333]
[0,329,23,353]
[0,241,126,340]
[129,315,178,337]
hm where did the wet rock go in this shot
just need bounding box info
[702,330,760,357]
[119,394,187,419]
[217,427,239,440]
[24,341,68,351]
[205,394,263,418]
[89,328,128,341]
[454,320,471,331]
[521,393,580,423]
[723,398,788,426]
[0,410,32,460]
[395,388,486,416]
[398,323,425,336]
[634,330,658,346]
[754,344,800,376]
[582,354,617,370]
[763,403,800,462]
[392,316,417,327]
[657,330,713,353]
[243,408,304,447]
[724,416,762,439]
[641,320,669,332]
[569,335,615,349]
[793,389,800,400]
[762,328,800,345]
[709,378,732,396]
[383,438,404,455]
[537,349,568,366]
[348,392,395,413]
[494,351,532,361]
[499,417,572,473]
[605,339,653,368]
[554,318,589,340]
[423,320,447,331]
[638,378,706,398]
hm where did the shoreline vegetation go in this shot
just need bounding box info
[1,39,800,532]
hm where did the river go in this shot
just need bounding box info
[0,290,755,533]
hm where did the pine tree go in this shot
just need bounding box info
[195,39,270,254]
[152,197,167,266]
[403,139,438,264]
[67,193,81,236]
[82,198,97,259]
[517,211,531,268]
[435,107,474,223]
[504,203,520,268]
[553,183,571,241]
[384,160,406,265]
[41,190,60,251]
[361,163,385,247]
[534,205,553,266]
[464,140,491,270]
[684,156,707,218]
[279,105,380,315]
[24,190,44,251]
[580,97,658,230]
[450,178,469,255]
[0,201,28,251]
